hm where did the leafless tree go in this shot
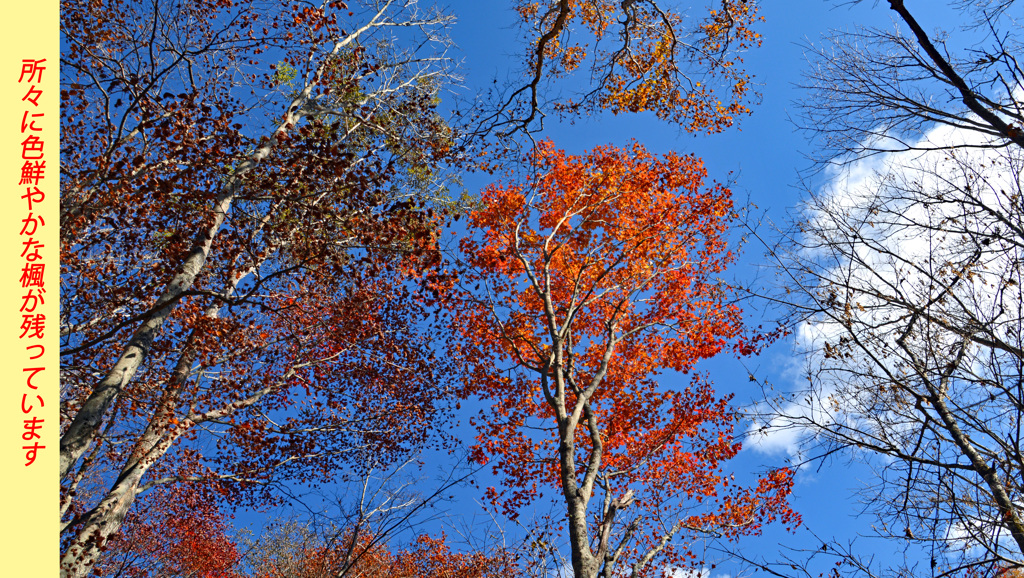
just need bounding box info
[744,3,1024,576]
[800,0,1024,164]
[234,459,518,578]
[754,121,1024,577]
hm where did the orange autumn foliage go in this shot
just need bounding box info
[454,141,797,578]
[98,483,243,578]
[512,0,764,133]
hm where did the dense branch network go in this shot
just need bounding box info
[60,2,463,577]
[470,0,764,138]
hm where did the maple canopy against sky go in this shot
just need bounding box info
[58,0,1024,577]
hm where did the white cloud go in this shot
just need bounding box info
[748,105,1024,462]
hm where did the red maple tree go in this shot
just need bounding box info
[453,141,798,578]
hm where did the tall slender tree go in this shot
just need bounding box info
[60,1,460,576]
